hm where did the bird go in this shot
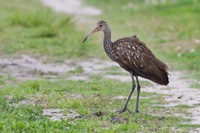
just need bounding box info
[82,20,169,113]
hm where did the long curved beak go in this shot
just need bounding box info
[82,27,99,43]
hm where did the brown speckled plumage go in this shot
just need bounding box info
[109,35,168,85]
[82,20,169,113]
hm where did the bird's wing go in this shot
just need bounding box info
[113,36,168,79]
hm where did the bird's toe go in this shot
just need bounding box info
[135,110,140,113]
[118,108,132,114]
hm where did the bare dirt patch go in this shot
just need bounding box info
[41,0,102,23]
[42,108,81,121]
[144,71,200,124]
[0,55,73,80]
[0,55,117,81]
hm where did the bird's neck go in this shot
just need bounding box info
[103,28,112,49]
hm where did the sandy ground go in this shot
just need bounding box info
[42,0,102,23]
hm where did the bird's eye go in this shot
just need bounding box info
[99,24,102,27]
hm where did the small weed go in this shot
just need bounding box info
[176,104,193,109]
[0,75,5,85]
[67,66,84,75]
[191,83,200,89]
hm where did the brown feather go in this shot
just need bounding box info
[109,35,169,85]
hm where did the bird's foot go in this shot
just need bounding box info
[135,110,140,113]
[118,108,132,114]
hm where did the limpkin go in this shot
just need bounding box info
[82,20,169,113]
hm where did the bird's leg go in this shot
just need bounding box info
[135,76,141,113]
[119,74,136,113]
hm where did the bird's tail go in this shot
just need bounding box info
[139,59,169,85]
[150,69,169,85]
[150,60,169,85]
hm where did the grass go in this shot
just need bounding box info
[0,79,194,132]
[67,66,84,75]
[0,75,5,85]
[0,0,105,61]
[0,0,200,132]
[191,83,200,89]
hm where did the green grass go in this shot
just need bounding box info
[0,79,194,132]
[0,75,5,85]
[191,83,200,89]
[67,66,84,75]
[0,0,106,61]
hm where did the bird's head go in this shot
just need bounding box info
[82,20,108,43]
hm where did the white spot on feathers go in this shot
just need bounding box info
[128,55,131,61]
[134,62,138,68]
[131,53,134,56]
